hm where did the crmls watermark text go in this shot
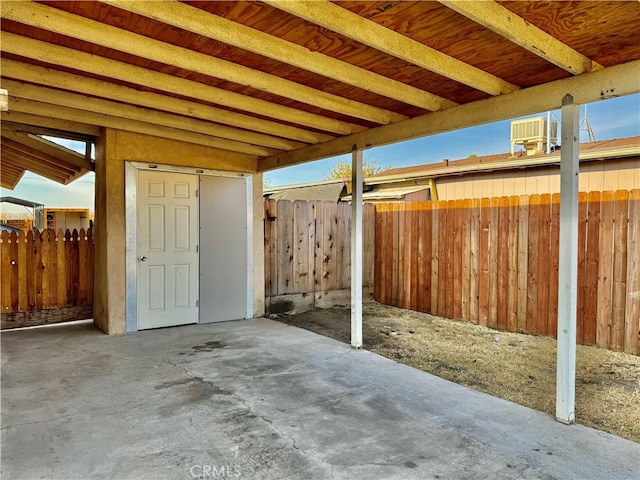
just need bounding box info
[190,464,242,478]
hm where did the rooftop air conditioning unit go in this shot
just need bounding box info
[510,116,558,156]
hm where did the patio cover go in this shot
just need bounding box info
[0,1,638,175]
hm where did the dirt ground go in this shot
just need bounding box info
[275,302,640,444]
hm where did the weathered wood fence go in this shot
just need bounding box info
[375,190,640,355]
[264,199,375,312]
[0,229,94,328]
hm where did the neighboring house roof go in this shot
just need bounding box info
[368,136,640,183]
[264,137,639,202]
[343,185,429,202]
[265,180,347,202]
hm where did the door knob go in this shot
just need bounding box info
[140,256,147,261]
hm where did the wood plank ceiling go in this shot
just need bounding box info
[1,1,639,185]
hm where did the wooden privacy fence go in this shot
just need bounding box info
[375,190,640,355]
[264,199,375,311]
[0,228,94,328]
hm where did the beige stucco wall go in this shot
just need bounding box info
[94,128,260,334]
[434,158,640,201]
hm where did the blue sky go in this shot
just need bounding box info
[2,94,639,215]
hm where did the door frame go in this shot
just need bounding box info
[124,161,253,333]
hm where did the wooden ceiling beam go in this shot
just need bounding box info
[0,111,102,138]
[7,97,261,163]
[1,157,72,185]
[1,149,72,183]
[3,79,283,157]
[1,179,22,190]
[0,164,25,190]
[0,160,25,176]
[1,59,333,145]
[2,130,93,172]
[439,1,603,75]
[1,121,95,142]
[265,0,518,96]
[1,32,360,138]
[1,139,80,175]
[104,0,456,112]
[1,1,406,125]
[0,172,25,190]
[259,59,640,171]
[1,65,306,152]
[0,160,26,178]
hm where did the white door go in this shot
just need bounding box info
[137,170,198,329]
[199,176,249,322]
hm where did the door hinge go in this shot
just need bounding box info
[196,299,199,307]
[195,189,199,197]
[196,245,199,252]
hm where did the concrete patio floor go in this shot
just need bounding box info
[2,319,638,480]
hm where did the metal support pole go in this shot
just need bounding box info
[351,147,363,348]
[556,94,580,424]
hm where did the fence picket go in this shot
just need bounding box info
[461,199,472,320]
[264,199,274,296]
[611,190,629,351]
[576,192,588,343]
[1,232,10,313]
[507,196,519,332]
[423,203,433,314]
[9,231,19,312]
[487,197,500,329]
[469,198,480,324]
[478,198,490,327]
[548,194,560,338]
[430,202,440,316]
[57,229,67,307]
[49,229,59,308]
[385,203,395,304]
[69,229,80,306]
[409,204,419,311]
[516,196,529,333]
[78,228,88,305]
[41,230,50,310]
[436,201,447,315]
[583,192,601,345]
[453,200,464,320]
[34,230,43,310]
[536,194,551,336]
[496,197,509,330]
[86,228,94,305]
[18,230,28,311]
[526,194,540,334]
[374,203,386,303]
[444,201,455,318]
[624,189,639,355]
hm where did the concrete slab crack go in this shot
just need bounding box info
[258,412,336,479]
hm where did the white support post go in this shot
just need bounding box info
[351,147,363,348]
[556,94,580,424]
